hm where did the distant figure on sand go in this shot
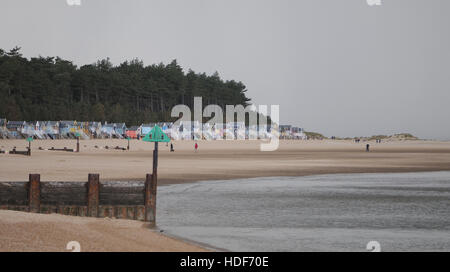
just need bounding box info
[170,143,174,152]
[366,144,370,152]
[195,142,198,152]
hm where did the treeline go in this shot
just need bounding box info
[0,47,251,125]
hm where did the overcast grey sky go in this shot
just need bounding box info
[1,0,449,139]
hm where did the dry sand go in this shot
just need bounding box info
[1,139,450,183]
[0,209,205,252]
[1,139,450,252]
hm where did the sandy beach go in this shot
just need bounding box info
[1,139,450,252]
[1,139,450,183]
[0,209,205,252]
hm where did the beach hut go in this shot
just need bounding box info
[0,118,6,129]
[177,121,188,140]
[44,121,60,139]
[126,126,139,139]
[6,121,26,139]
[74,122,90,139]
[213,123,225,140]
[59,121,77,138]
[247,124,259,140]
[257,124,271,139]
[160,122,169,133]
[192,121,202,140]
[176,121,200,140]
[0,118,7,139]
[21,122,35,138]
[168,123,181,140]
[140,123,155,137]
[101,123,115,138]
[270,123,280,139]
[87,122,102,138]
[113,123,127,138]
[202,123,214,140]
[159,122,175,140]
[202,122,224,140]
[101,123,125,138]
[58,120,87,139]
[235,122,246,140]
[280,125,292,139]
[224,122,245,140]
[291,127,306,140]
[34,121,51,139]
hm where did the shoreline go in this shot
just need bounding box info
[154,226,227,252]
[156,167,450,186]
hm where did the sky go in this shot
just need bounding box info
[1,0,449,139]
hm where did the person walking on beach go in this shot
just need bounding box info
[194,142,198,152]
[366,144,370,152]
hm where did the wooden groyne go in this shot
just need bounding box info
[0,174,158,225]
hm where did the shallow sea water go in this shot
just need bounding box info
[157,171,450,251]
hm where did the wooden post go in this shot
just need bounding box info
[28,174,40,213]
[76,136,80,153]
[150,142,158,223]
[87,174,99,217]
[153,142,158,179]
[144,174,155,223]
[142,126,164,224]
[28,141,31,156]
[127,139,130,150]
[144,174,153,222]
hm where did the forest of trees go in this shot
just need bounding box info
[0,47,251,125]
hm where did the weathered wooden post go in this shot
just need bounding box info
[144,174,155,223]
[127,137,130,150]
[28,174,40,213]
[142,125,169,225]
[87,174,100,217]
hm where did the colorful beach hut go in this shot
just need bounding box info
[87,122,102,138]
[44,121,60,139]
[6,121,26,138]
[126,126,139,139]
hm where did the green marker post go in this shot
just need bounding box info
[26,137,33,156]
[75,132,81,152]
[142,125,170,223]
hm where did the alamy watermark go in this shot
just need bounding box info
[66,241,81,252]
[171,97,280,151]
[367,0,382,6]
[66,0,81,6]
[366,241,381,252]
